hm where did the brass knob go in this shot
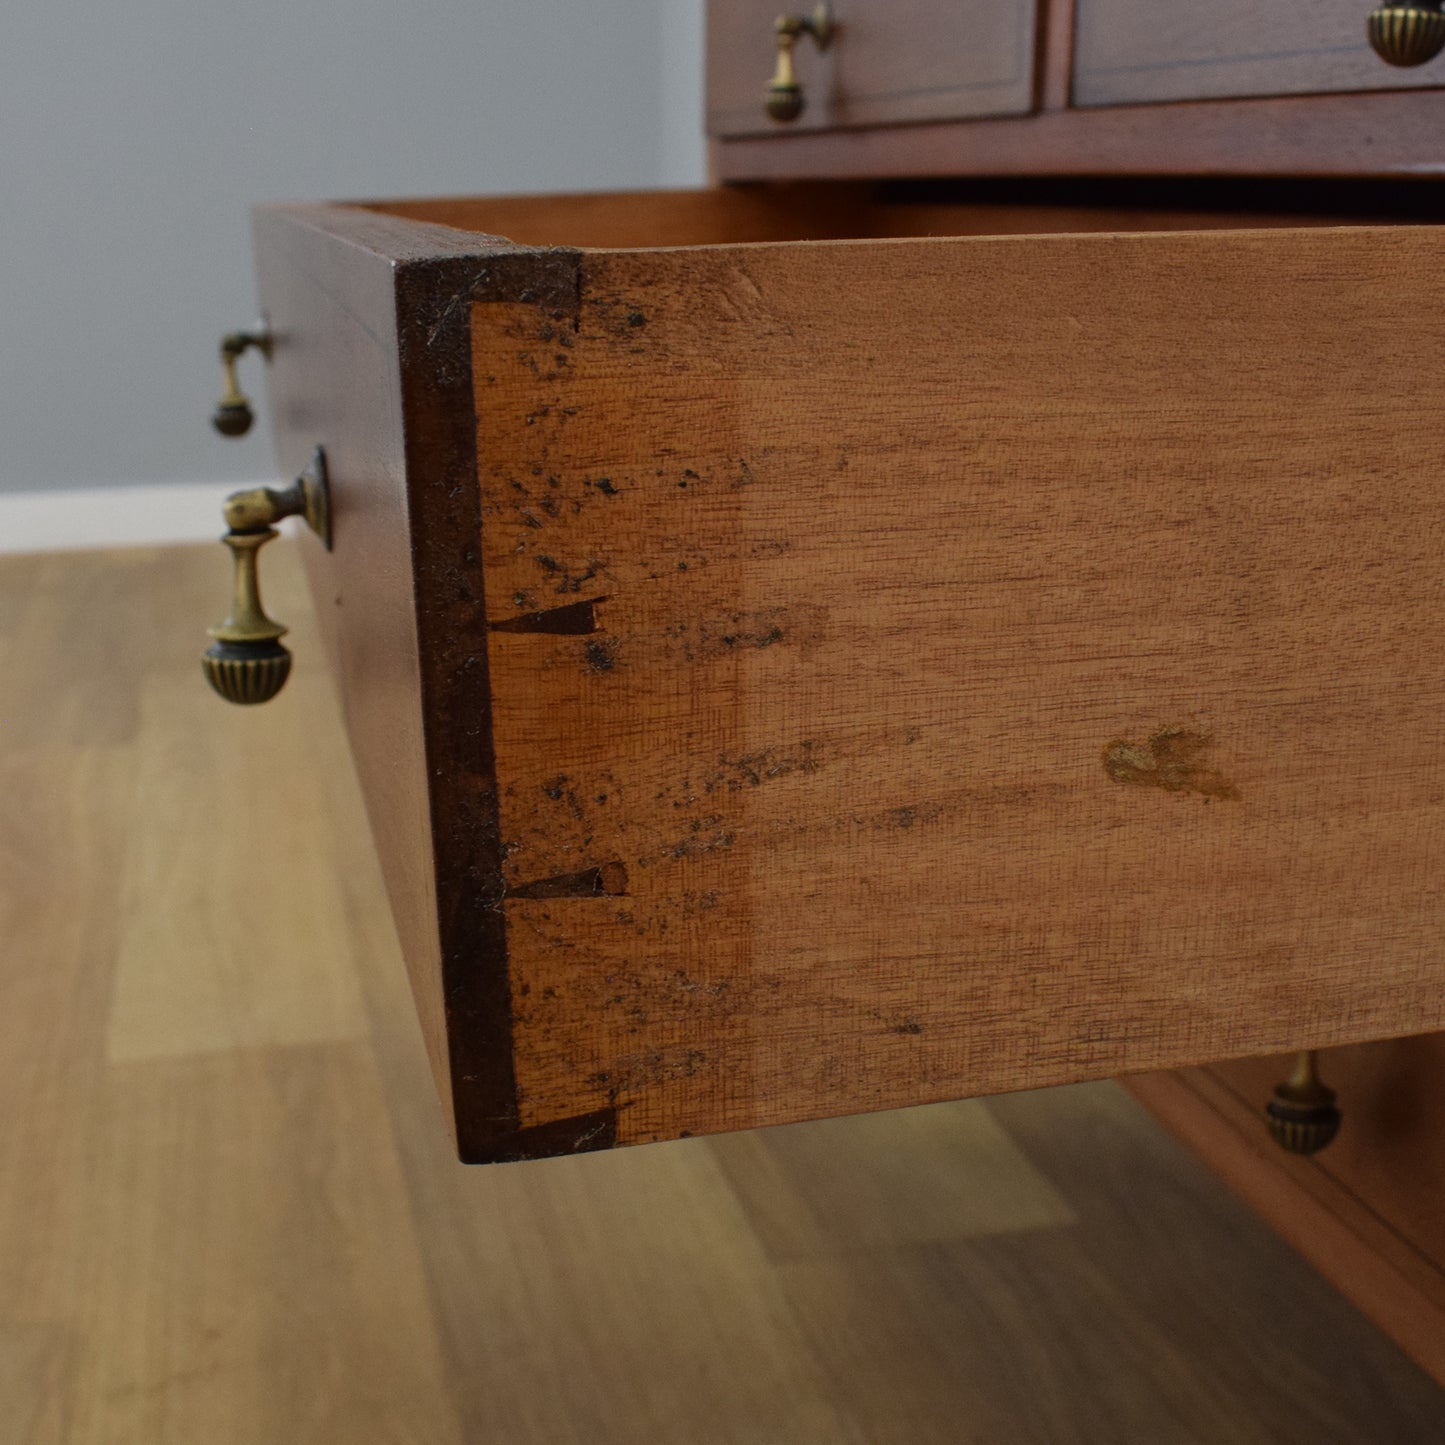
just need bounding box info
[1369,3,1445,65]
[211,322,273,437]
[203,529,292,704]
[202,448,331,705]
[1265,1050,1342,1156]
[766,3,833,123]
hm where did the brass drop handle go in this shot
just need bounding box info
[1265,1050,1342,1156]
[766,3,834,123]
[1368,2,1445,65]
[211,321,273,437]
[202,448,331,705]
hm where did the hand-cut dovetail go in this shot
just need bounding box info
[507,862,629,899]
[490,599,600,635]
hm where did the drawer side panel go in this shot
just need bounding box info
[475,225,1445,1147]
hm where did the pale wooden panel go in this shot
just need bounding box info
[0,546,463,1445]
[107,669,368,1061]
[0,1324,71,1445]
[68,1046,462,1445]
[475,226,1445,1145]
[707,0,1038,136]
[387,1142,854,1445]
[772,1082,1445,1444]
[707,1101,1075,1258]
[1074,0,1445,107]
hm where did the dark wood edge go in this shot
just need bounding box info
[1124,1069,1445,1384]
[711,87,1445,182]
[256,201,619,1163]
[394,241,627,1164]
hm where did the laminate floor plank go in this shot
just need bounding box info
[2,542,1443,1443]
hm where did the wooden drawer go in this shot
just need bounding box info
[706,0,1037,137]
[1074,0,1445,108]
[250,185,1445,1162]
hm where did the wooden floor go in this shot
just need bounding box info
[3,541,1445,1445]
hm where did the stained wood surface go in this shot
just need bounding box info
[712,87,1445,181]
[259,194,1445,1160]
[705,0,1037,138]
[1126,1058,1445,1383]
[5,545,1444,1438]
[472,223,1445,1148]
[708,0,1445,181]
[362,184,883,249]
[362,180,1444,251]
[1073,0,1445,108]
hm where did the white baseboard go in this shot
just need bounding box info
[0,482,261,555]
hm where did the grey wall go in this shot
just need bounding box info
[0,0,705,496]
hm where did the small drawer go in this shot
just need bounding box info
[1074,0,1445,108]
[706,0,1038,138]
[248,185,1445,1162]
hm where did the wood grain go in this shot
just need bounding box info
[361,184,883,249]
[1073,0,1445,108]
[0,547,464,1445]
[705,0,1038,138]
[711,87,1445,182]
[258,194,1445,1160]
[474,224,1445,1148]
[359,180,1445,251]
[5,544,1445,1438]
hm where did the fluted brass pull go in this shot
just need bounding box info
[202,448,331,705]
[1265,1050,1342,1156]
[211,321,273,437]
[766,3,833,123]
[1369,3,1445,65]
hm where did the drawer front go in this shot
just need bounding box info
[258,194,1445,1161]
[1074,0,1445,107]
[706,0,1037,138]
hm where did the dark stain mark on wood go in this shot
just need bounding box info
[1103,727,1241,801]
[638,827,738,867]
[665,604,826,661]
[507,861,629,900]
[588,1046,709,1101]
[490,598,600,634]
[533,553,602,595]
[707,742,820,792]
[583,638,618,673]
[541,773,588,821]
